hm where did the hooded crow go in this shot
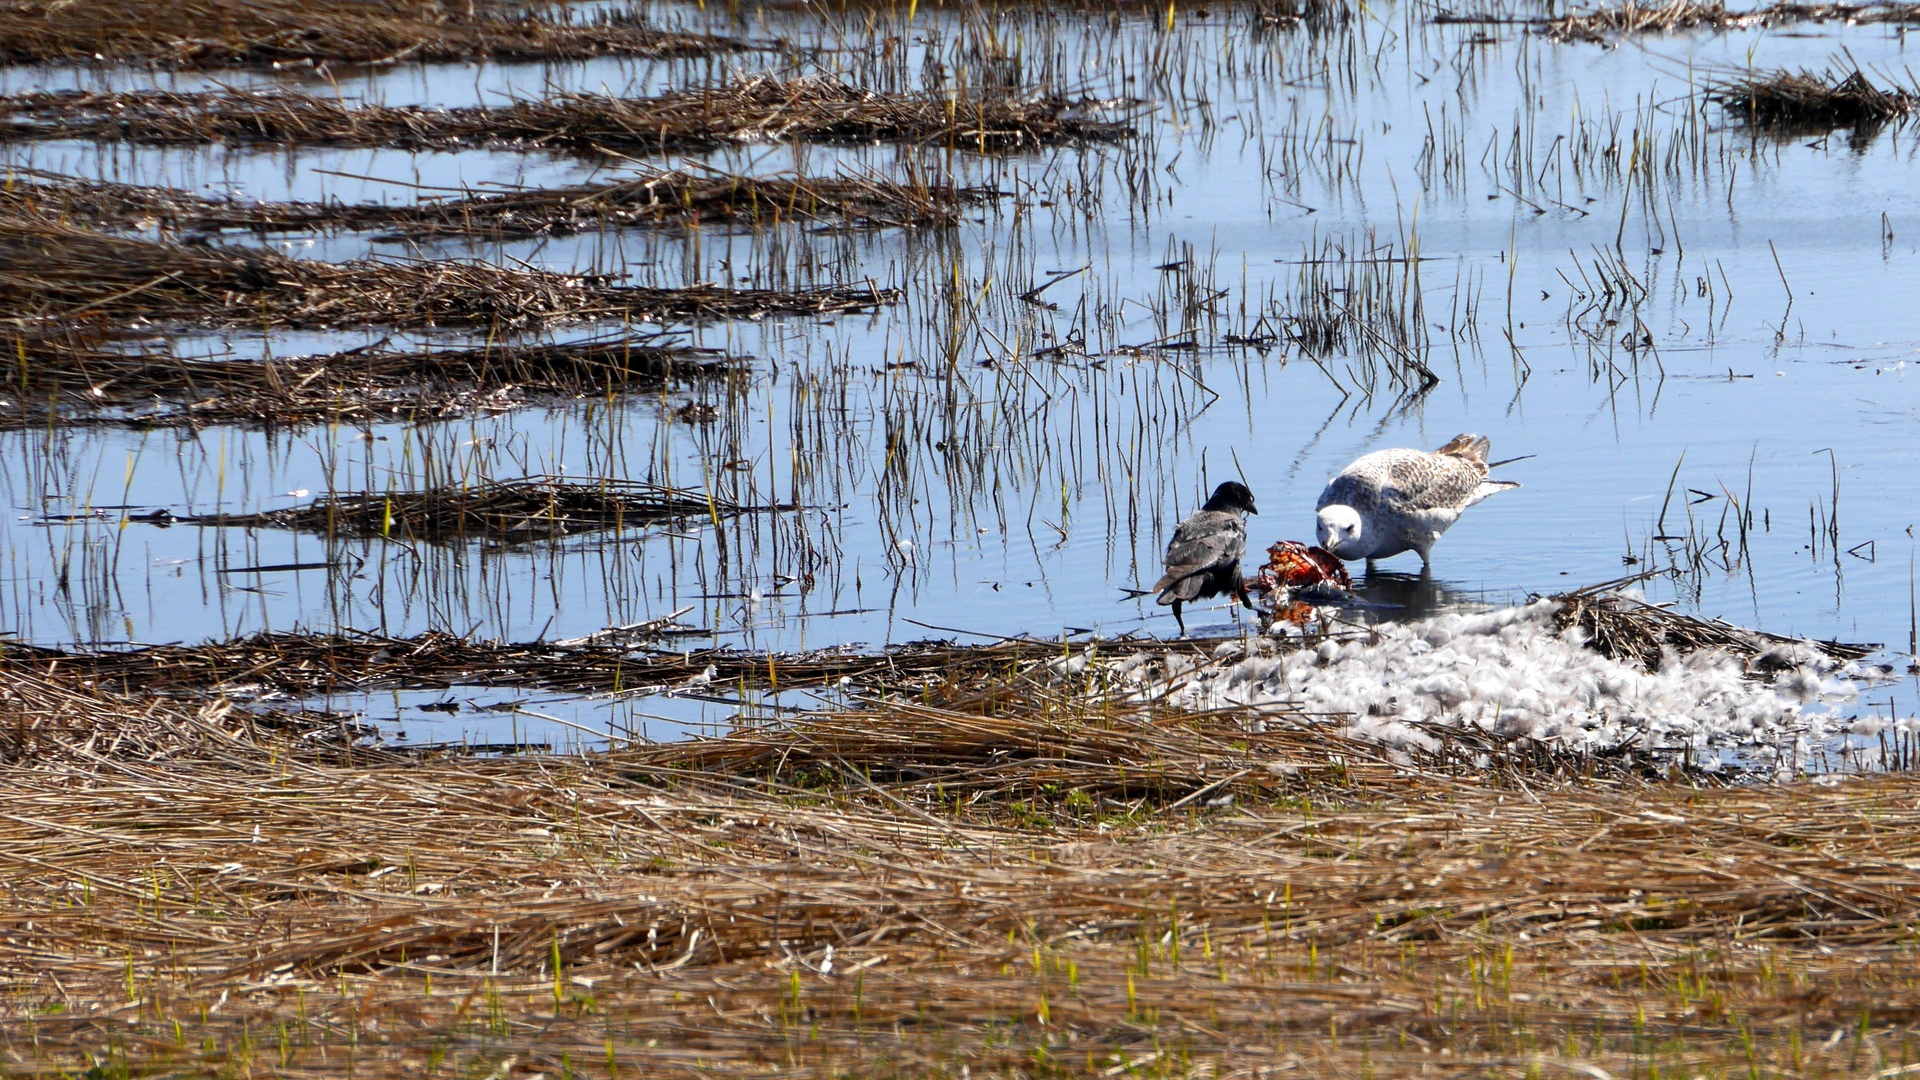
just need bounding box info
[1150,480,1258,637]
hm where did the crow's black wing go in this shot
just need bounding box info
[1150,510,1247,602]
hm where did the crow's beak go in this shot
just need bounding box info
[1249,503,1258,515]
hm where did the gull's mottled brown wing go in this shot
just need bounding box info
[1379,450,1486,514]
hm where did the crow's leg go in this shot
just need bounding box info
[1171,600,1187,637]
[1236,585,1256,611]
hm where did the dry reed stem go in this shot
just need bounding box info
[0,0,757,69]
[2,165,995,239]
[5,665,1920,1078]
[0,216,897,330]
[0,78,1139,154]
[0,332,736,428]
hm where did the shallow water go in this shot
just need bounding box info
[5,3,1920,747]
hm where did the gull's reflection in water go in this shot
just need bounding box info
[1341,570,1487,623]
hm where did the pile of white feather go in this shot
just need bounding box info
[1097,598,1901,768]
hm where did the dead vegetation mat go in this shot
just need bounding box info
[0,0,757,69]
[3,332,737,428]
[160,476,792,544]
[0,217,897,330]
[1552,581,1875,669]
[3,165,995,239]
[0,628,1084,700]
[0,78,1138,155]
[1543,0,1920,40]
[7,656,1920,1077]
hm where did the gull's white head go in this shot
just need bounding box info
[1316,504,1365,559]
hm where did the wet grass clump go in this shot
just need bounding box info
[1553,580,1875,669]
[1712,66,1917,128]
[175,476,791,544]
[0,217,898,330]
[3,165,997,239]
[0,78,1139,155]
[0,332,737,428]
[0,0,758,69]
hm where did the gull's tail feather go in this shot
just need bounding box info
[1434,433,1491,463]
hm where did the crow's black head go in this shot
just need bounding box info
[1201,480,1257,516]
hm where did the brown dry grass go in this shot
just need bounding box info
[5,655,1920,1078]
[0,0,756,69]
[0,78,1139,155]
[0,216,897,330]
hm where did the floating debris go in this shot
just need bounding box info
[0,217,898,330]
[0,78,1140,155]
[0,332,738,429]
[0,0,758,69]
[1710,66,1917,128]
[2,165,998,239]
[174,477,791,544]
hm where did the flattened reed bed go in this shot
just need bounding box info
[170,476,793,544]
[0,629,1093,699]
[0,0,758,69]
[1710,66,1918,128]
[1540,0,1920,40]
[9,669,1920,1078]
[0,78,1139,154]
[1,333,737,428]
[0,218,898,330]
[2,166,997,239]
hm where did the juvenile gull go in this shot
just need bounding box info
[1316,434,1519,570]
[1151,480,1258,637]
